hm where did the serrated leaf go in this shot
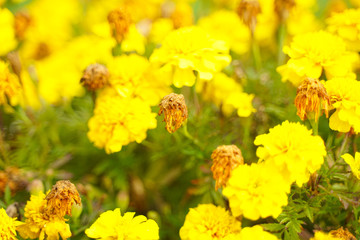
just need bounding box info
[261,223,285,232]
[305,206,314,222]
[289,227,301,240]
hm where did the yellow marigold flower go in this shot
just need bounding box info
[88,89,157,154]
[0,8,17,56]
[287,6,321,37]
[327,8,360,51]
[211,145,244,190]
[310,231,340,240]
[0,208,22,240]
[325,77,360,133]
[223,92,256,117]
[170,3,194,29]
[254,0,278,46]
[149,18,174,44]
[223,163,290,220]
[150,26,231,88]
[330,227,356,240]
[277,31,358,86]
[179,204,241,240]
[158,93,188,133]
[107,54,171,106]
[239,226,278,240]
[342,152,360,180]
[294,77,330,121]
[85,208,159,240]
[80,63,110,91]
[198,10,250,55]
[254,121,326,186]
[0,60,22,106]
[44,180,81,219]
[17,193,72,240]
[108,8,132,43]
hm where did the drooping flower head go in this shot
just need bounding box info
[327,8,360,51]
[236,0,261,35]
[342,152,360,180]
[150,26,231,88]
[44,180,81,219]
[179,204,241,240]
[223,163,290,220]
[158,93,188,133]
[107,8,132,43]
[0,60,22,106]
[211,145,244,190]
[294,77,330,121]
[88,88,157,153]
[80,63,110,91]
[277,31,358,86]
[17,193,72,240]
[0,208,22,240]
[14,11,31,40]
[85,208,159,240]
[238,226,278,240]
[254,121,326,186]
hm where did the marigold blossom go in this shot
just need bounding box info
[223,163,290,220]
[238,226,278,240]
[179,204,241,240]
[85,208,159,240]
[342,152,360,180]
[0,208,22,240]
[0,8,17,56]
[107,8,132,43]
[329,227,356,240]
[236,0,261,34]
[88,89,157,153]
[0,60,22,106]
[150,26,231,88]
[310,231,340,240]
[254,121,326,186]
[325,77,360,133]
[158,93,188,133]
[211,145,244,190]
[277,31,357,86]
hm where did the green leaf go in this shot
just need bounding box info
[261,223,285,232]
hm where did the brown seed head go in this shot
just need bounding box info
[274,0,296,22]
[14,12,31,40]
[158,93,188,133]
[236,0,261,35]
[295,77,330,122]
[107,8,132,43]
[211,145,244,190]
[80,63,109,91]
[330,227,356,240]
[44,180,81,219]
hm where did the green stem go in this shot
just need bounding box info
[182,124,202,149]
[309,119,318,136]
[277,22,286,65]
[338,132,350,158]
[251,37,262,72]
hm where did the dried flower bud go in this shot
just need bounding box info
[274,0,296,22]
[158,93,188,133]
[14,12,31,40]
[236,0,261,35]
[44,180,81,219]
[107,8,132,43]
[295,77,330,122]
[211,145,244,190]
[80,63,109,91]
[330,227,356,240]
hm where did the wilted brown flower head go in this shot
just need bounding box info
[236,0,261,35]
[274,0,296,21]
[158,93,188,133]
[14,12,31,40]
[330,227,356,240]
[107,8,132,43]
[44,180,81,219]
[295,77,330,122]
[170,3,194,29]
[211,145,244,190]
[80,63,110,91]
[0,167,27,196]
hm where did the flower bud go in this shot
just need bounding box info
[80,63,109,91]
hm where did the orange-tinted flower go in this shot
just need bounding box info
[237,0,261,34]
[295,77,330,121]
[108,8,131,43]
[330,227,356,240]
[211,145,244,190]
[158,93,188,133]
[14,12,31,40]
[274,0,296,21]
